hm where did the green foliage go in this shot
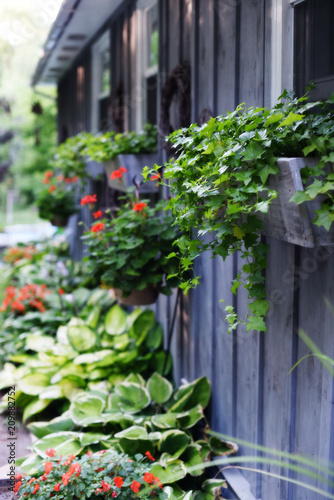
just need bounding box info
[36,185,77,223]
[147,90,334,332]
[83,123,158,163]
[82,198,180,296]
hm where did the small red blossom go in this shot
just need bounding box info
[65,176,79,183]
[143,472,154,484]
[39,474,47,481]
[119,167,127,173]
[101,480,111,492]
[33,484,40,494]
[145,451,155,461]
[133,202,147,212]
[80,194,97,205]
[54,483,61,492]
[58,288,65,295]
[112,492,117,498]
[113,476,124,488]
[91,222,105,233]
[48,185,56,193]
[154,477,163,489]
[15,473,23,481]
[14,481,22,493]
[44,462,53,475]
[93,210,103,219]
[150,173,161,181]
[95,488,103,495]
[46,449,56,457]
[28,478,36,485]
[86,451,93,457]
[110,169,124,180]
[130,480,141,493]
[95,467,105,472]
[97,450,106,455]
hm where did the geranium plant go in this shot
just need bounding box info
[14,449,166,499]
[81,194,180,298]
[3,245,38,265]
[36,171,78,225]
[144,89,334,332]
[0,283,50,315]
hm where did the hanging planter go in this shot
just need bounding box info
[261,157,334,247]
[50,215,69,228]
[104,153,160,193]
[109,284,160,306]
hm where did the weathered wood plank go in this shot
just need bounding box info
[210,254,235,435]
[238,0,265,106]
[261,237,295,500]
[215,0,237,114]
[292,245,334,499]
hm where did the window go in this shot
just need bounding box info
[91,31,111,132]
[293,0,334,99]
[136,0,159,129]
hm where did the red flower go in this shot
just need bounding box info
[110,169,124,180]
[91,222,105,233]
[80,194,97,205]
[150,173,161,181]
[97,450,106,455]
[143,472,154,484]
[15,473,23,481]
[33,484,40,494]
[130,480,141,493]
[73,463,81,477]
[65,176,79,183]
[39,474,48,481]
[95,488,103,495]
[154,476,163,489]
[54,483,61,492]
[45,170,53,178]
[49,185,56,193]
[113,476,124,488]
[57,175,64,182]
[28,478,36,485]
[58,288,65,295]
[93,210,103,219]
[112,492,117,498]
[44,462,53,475]
[133,202,147,212]
[86,451,93,457]
[46,449,56,457]
[101,480,111,492]
[95,467,105,472]
[145,451,155,461]
[119,167,127,173]
[14,481,22,493]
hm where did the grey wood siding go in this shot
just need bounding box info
[56,1,334,498]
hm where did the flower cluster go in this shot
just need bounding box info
[15,449,166,499]
[3,245,37,265]
[0,284,50,315]
[42,170,79,185]
[81,194,97,206]
[110,166,127,180]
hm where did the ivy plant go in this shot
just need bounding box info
[144,89,334,333]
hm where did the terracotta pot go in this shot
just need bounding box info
[109,285,159,306]
[50,215,69,227]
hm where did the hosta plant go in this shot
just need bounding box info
[145,89,334,333]
[14,449,166,499]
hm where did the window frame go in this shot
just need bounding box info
[91,30,111,132]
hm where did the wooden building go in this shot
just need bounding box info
[32,1,334,498]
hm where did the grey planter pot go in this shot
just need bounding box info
[104,153,160,193]
[262,157,334,247]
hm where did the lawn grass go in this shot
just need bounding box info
[0,205,44,229]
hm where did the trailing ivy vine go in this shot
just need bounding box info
[144,89,334,333]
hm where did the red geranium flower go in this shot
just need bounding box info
[48,185,56,193]
[150,173,161,181]
[33,484,40,494]
[113,476,124,488]
[44,462,53,475]
[91,222,105,233]
[143,472,154,484]
[101,480,111,492]
[130,480,141,493]
[14,481,22,493]
[145,451,155,461]
[93,210,103,219]
[15,473,23,481]
[110,169,124,180]
[133,202,147,212]
[80,194,97,205]
[54,483,61,491]
[119,167,127,173]
[46,448,56,457]
[112,492,117,498]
